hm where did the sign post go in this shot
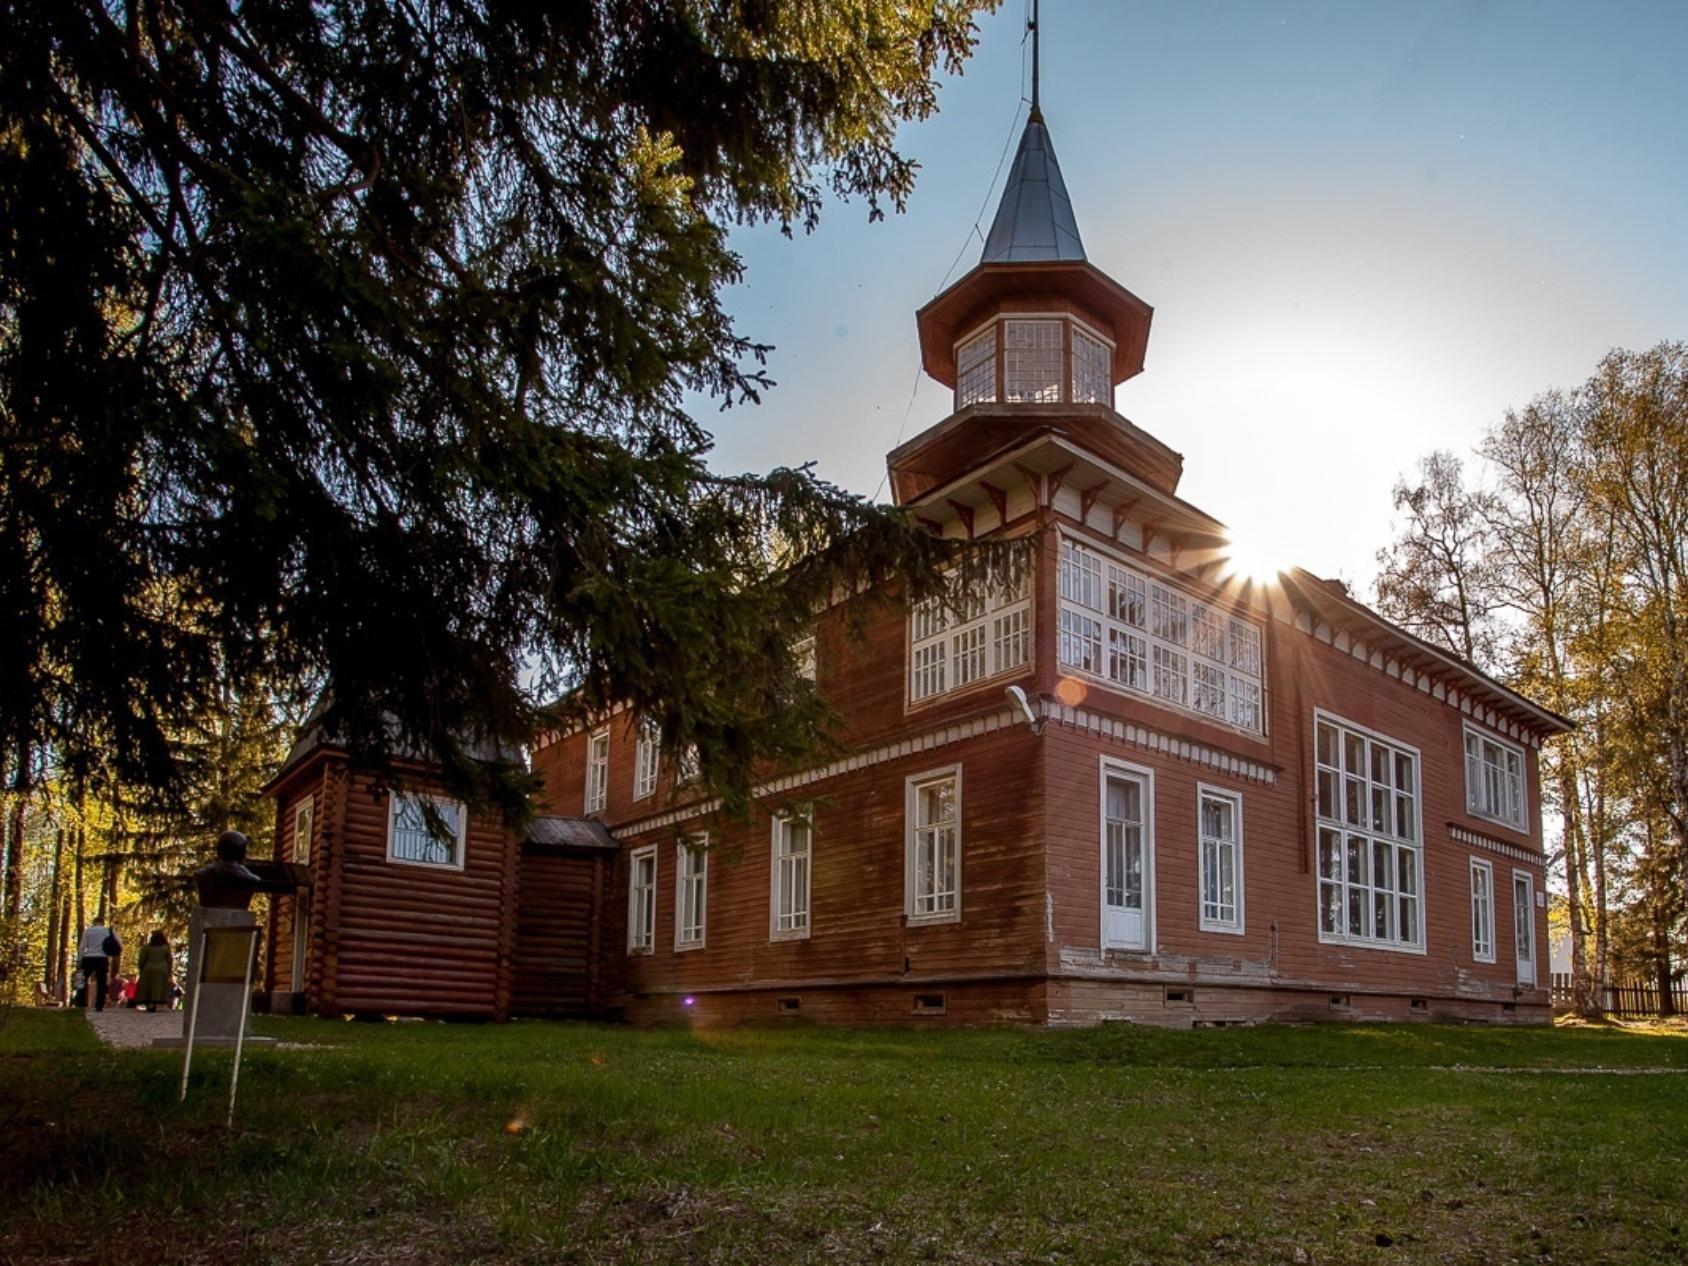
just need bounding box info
[178,924,261,1126]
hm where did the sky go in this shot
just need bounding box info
[688,0,1688,590]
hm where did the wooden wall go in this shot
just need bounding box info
[612,723,1046,1026]
[509,846,613,1018]
[265,755,520,1020]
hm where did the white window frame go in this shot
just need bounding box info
[908,573,1032,705]
[954,321,997,408]
[792,633,817,683]
[633,721,660,801]
[1002,317,1064,403]
[905,765,962,925]
[1312,709,1426,955]
[1463,722,1528,834]
[1098,756,1156,952]
[1070,319,1114,407]
[384,792,467,872]
[1512,868,1536,986]
[1470,857,1496,964]
[1196,784,1244,935]
[770,813,812,942]
[293,796,314,867]
[628,845,657,954]
[675,836,708,951]
[585,727,609,814]
[1057,534,1266,736]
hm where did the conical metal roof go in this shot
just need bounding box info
[980,111,1086,264]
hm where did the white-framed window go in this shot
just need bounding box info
[585,728,609,813]
[1470,857,1495,963]
[1513,869,1536,986]
[1100,758,1154,951]
[292,796,314,867]
[1197,785,1243,934]
[678,744,700,784]
[1003,318,1063,402]
[770,814,812,940]
[906,766,960,924]
[956,325,997,407]
[792,633,817,683]
[675,837,707,949]
[386,792,467,871]
[1464,723,1527,832]
[909,574,1032,704]
[633,721,660,800]
[1057,536,1266,735]
[1071,324,1112,405]
[628,845,657,954]
[1314,711,1424,953]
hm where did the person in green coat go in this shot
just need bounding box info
[134,930,174,1012]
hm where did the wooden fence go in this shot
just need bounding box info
[1551,971,1687,1016]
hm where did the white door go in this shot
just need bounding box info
[291,897,309,994]
[1102,771,1149,950]
[1513,872,1535,987]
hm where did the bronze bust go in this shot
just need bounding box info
[192,831,265,910]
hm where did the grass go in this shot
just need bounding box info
[2,1011,1686,1264]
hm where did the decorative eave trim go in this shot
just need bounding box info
[1449,822,1545,868]
[613,706,1028,838]
[612,697,1278,842]
[1042,702,1278,785]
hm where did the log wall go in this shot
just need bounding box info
[509,846,612,1018]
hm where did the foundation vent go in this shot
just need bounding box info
[777,996,801,1013]
[912,993,947,1016]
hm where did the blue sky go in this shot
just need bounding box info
[693,0,1688,587]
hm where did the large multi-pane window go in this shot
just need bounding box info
[1003,319,1063,402]
[909,575,1031,703]
[907,768,960,923]
[1198,787,1243,933]
[634,721,659,800]
[1314,713,1423,951]
[1464,724,1526,831]
[952,317,1115,410]
[956,326,997,407]
[676,838,707,949]
[585,728,609,813]
[1057,539,1266,734]
[628,846,656,953]
[771,815,812,940]
[1470,858,1495,963]
[1071,325,1112,405]
[387,793,466,870]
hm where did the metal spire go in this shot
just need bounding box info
[980,1,1085,264]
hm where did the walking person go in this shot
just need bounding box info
[134,931,174,1013]
[75,916,121,1011]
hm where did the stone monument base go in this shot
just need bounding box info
[151,908,261,1050]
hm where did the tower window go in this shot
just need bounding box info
[956,327,997,407]
[1071,326,1112,405]
[1003,319,1063,402]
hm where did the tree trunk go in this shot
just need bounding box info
[1655,913,1677,1018]
[2,789,23,921]
[1593,771,1611,1012]
[1557,778,1597,1016]
[57,896,71,1003]
[73,825,86,948]
[43,828,64,995]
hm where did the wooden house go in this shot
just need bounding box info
[263,100,1569,1029]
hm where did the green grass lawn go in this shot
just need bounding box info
[3,1011,1686,1264]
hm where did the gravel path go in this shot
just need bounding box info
[85,1006,184,1048]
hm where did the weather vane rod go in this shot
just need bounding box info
[1030,0,1041,117]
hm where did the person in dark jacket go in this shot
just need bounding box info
[134,931,174,1012]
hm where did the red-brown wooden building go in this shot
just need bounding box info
[263,104,1570,1028]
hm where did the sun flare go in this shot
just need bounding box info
[1218,531,1290,585]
